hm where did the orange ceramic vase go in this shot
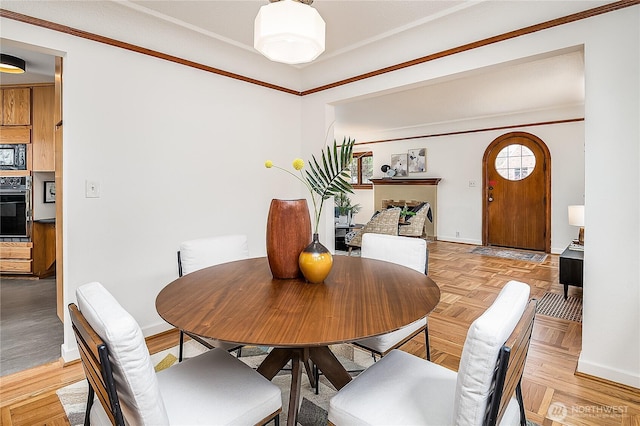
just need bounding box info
[298,233,333,283]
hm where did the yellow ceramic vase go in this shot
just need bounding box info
[298,233,333,283]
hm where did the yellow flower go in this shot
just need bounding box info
[292,158,305,171]
[263,137,355,234]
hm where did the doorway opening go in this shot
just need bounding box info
[0,42,64,377]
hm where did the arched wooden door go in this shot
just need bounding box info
[482,132,551,252]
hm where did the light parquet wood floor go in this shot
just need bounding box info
[1,241,638,425]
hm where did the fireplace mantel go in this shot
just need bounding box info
[370,178,442,186]
[371,178,442,240]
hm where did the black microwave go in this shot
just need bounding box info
[0,144,27,170]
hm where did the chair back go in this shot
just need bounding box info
[347,207,401,249]
[75,282,169,425]
[178,234,249,276]
[398,202,431,237]
[361,233,427,274]
[485,298,536,426]
[69,302,125,426]
[453,280,532,426]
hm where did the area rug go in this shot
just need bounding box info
[536,292,583,323]
[470,246,547,263]
[56,341,372,426]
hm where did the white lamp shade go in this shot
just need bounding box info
[254,0,325,65]
[568,205,585,227]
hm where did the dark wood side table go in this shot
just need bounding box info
[559,245,583,299]
[334,223,363,251]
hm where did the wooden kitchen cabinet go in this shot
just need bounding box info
[1,88,31,126]
[32,220,56,277]
[32,86,55,171]
[0,241,33,274]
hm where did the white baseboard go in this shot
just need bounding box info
[436,236,482,245]
[61,343,79,363]
[577,356,640,389]
[438,237,562,254]
[142,321,173,338]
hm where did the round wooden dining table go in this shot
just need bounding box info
[156,255,440,426]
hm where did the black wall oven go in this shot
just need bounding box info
[0,176,31,238]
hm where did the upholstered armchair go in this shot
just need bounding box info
[399,202,431,238]
[346,207,401,252]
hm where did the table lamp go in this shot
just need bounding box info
[568,205,584,245]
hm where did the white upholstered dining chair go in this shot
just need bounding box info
[176,234,249,361]
[328,280,535,426]
[354,233,432,360]
[70,281,282,426]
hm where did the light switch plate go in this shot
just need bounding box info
[85,180,100,198]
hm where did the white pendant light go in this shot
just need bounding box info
[254,0,325,65]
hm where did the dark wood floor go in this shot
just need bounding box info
[1,241,638,425]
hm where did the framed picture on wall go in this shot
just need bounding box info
[390,154,408,177]
[408,148,427,173]
[44,181,56,203]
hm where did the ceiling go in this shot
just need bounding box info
[0,0,472,80]
[0,1,591,136]
[334,48,585,139]
[123,0,471,59]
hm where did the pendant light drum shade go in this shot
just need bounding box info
[254,0,325,65]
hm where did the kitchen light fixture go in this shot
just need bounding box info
[0,54,26,74]
[568,205,585,245]
[254,0,325,65]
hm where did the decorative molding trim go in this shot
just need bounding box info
[301,0,640,95]
[370,178,442,186]
[352,118,585,146]
[1,1,638,96]
[0,9,299,96]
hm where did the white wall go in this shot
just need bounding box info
[303,7,639,388]
[1,18,305,360]
[579,7,640,388]
[32,171,56,220]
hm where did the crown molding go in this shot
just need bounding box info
[1,1,638,96]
